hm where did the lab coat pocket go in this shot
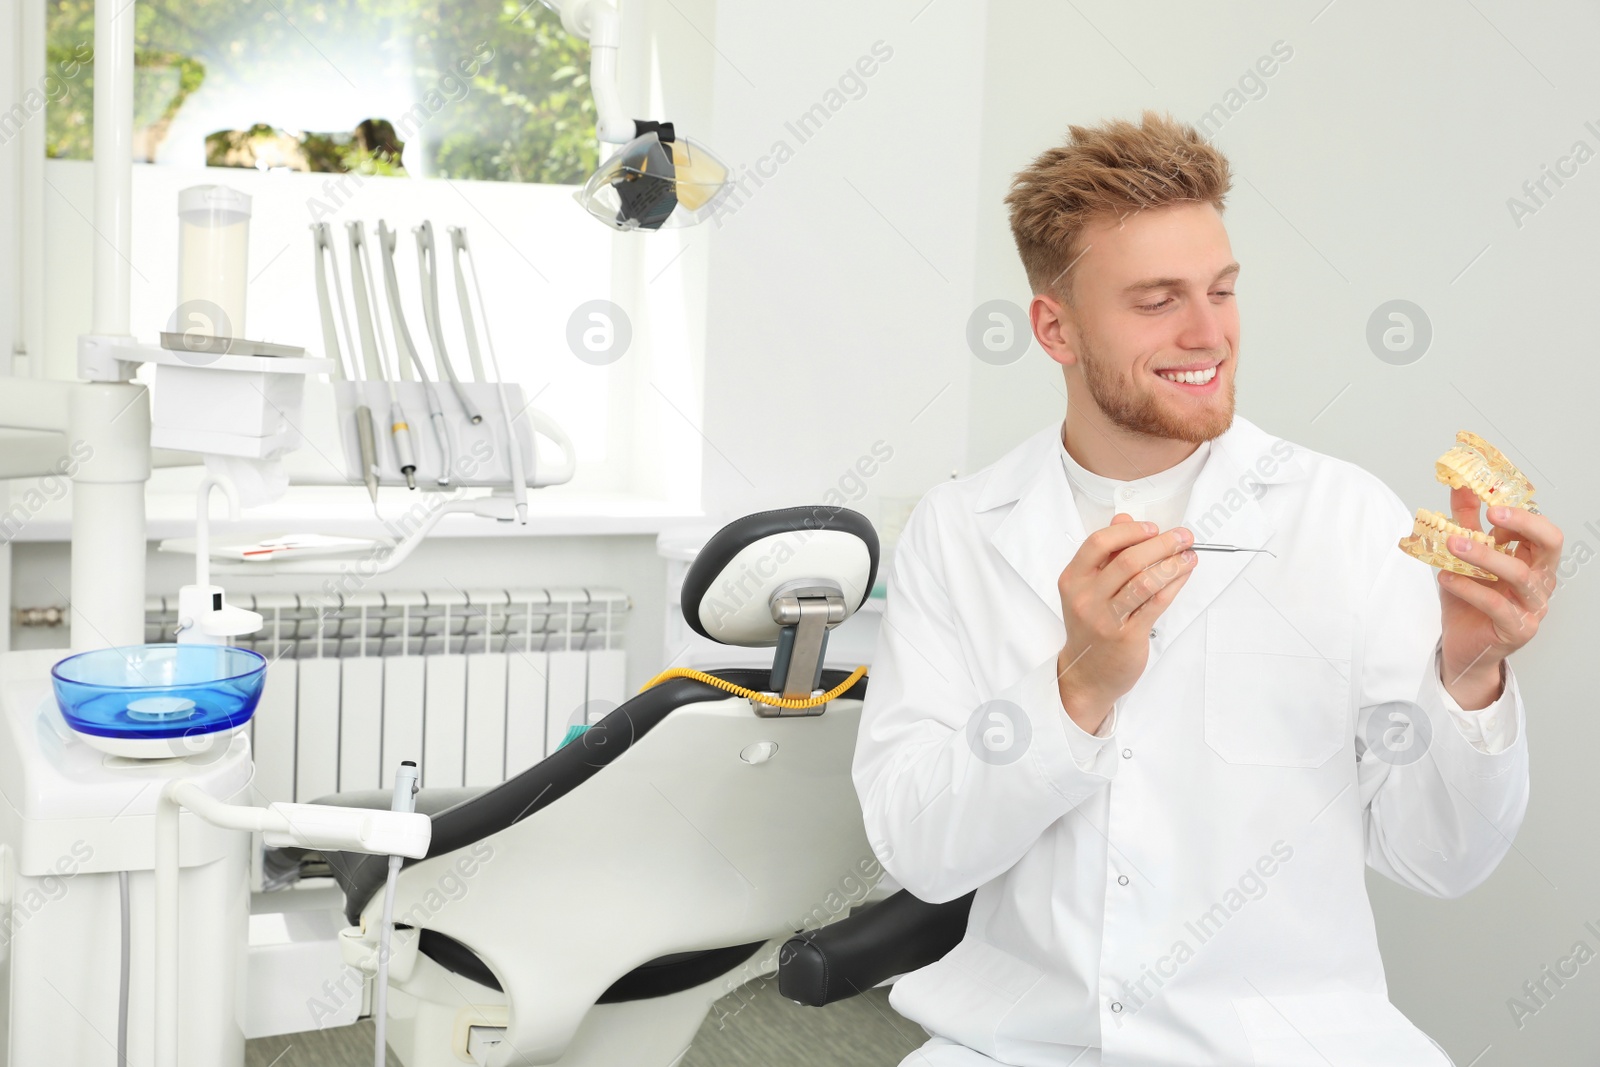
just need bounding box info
[1230,990,1451,1066]
[1204,605,1353,768]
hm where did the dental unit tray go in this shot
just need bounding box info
[310,378,576,490]
[159,332,307,358]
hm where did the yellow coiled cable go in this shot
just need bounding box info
[638,664,869,710]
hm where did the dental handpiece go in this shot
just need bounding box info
[415,220,483,425]
[390,404,417,490]
[378,220,453,486]
[355,223,418,491]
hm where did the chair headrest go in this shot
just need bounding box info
[680,506,879,647]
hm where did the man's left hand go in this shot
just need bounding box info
[1436,486,1563,709]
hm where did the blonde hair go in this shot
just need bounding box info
[1004,110,1232,306]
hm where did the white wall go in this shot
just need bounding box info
[696,1,989,539]
[958,2,1599,1064]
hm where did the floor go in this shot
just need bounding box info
[244,980,926,1067]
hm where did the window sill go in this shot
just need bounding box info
[9,485,706,543]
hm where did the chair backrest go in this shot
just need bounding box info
[367,669,875,1061]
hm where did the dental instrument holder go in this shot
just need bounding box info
[755,579,847,717]
[327,378,568,490]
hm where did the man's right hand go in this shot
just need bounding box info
[1055,513,1196,734]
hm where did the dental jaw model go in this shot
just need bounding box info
[1397,431,1538,582]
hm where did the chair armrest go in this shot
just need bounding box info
[776,889,974,1006]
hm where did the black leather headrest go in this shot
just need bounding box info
[679,506,879,646]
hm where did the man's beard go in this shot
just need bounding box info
[1077,331,1235,445]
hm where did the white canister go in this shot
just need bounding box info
[175,184,252,341]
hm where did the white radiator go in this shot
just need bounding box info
[144,588,630,801]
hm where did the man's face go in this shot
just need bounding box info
[1044,201,1240,445]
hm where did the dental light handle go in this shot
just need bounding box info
[375,761,421,1067]
[154,780,431,1067]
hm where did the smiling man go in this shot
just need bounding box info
[853,111,1561,1066]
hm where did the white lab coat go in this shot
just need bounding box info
[853,415,1530,1067]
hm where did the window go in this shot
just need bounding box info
[40,0,673,489]
[46,0,598,183]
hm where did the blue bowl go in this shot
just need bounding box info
[51,644,267,741]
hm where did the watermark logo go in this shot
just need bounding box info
[167,298,233,366]
[1360,698,1432,766]
[967,299,1031,366]
[567,299,631,365]
[966,698,1031,765]
[1366,299,1431,366]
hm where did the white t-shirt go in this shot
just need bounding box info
[1058,432,1211,537]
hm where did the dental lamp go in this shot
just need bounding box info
[542,0,734,230]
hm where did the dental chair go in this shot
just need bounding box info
[307,505,882,1067]
[777,889,974,1007]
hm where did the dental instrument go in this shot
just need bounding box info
[345,222,388,382]
[414,220,483,425]
[355,221,419,490]
[379,219,454,486]
[314,223,381,504]
[450,224,529,524]
[1188,543,1276,555]
[311,222,359,382]
[354,404,381,503]
[344,223,388,504]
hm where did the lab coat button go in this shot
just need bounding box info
[1110,1001,1123,1013]
[1149,629,1157,640]
[1117,874,1129,886]
[1122,748,1132,759]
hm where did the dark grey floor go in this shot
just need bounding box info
[244,979,925,1067]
